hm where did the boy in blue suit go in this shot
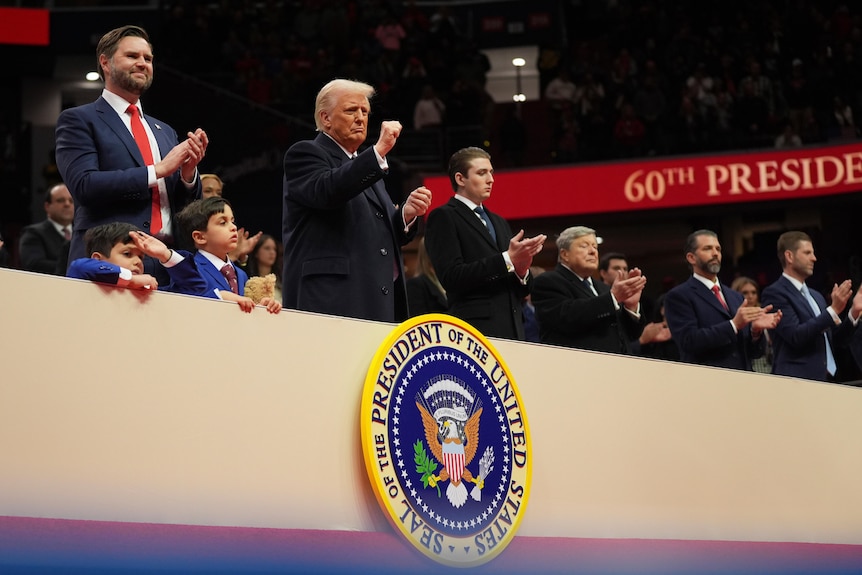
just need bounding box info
[67,222,207,295]
[176,197,281,314]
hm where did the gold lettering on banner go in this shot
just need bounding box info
[815,156,843,188]
[702,152,862,197]
[624,166,696,203]
[845,152,862,184]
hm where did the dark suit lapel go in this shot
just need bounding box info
[39,220,65,248]
[690,276,730,316]
[557,264,593,297]
[450,197,497,248]
[484,206,508,250]
[367,182,390,213]
[317,133,388,212]
[94,97,146,166]
[780,276,816,319]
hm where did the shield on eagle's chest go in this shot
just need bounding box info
[442,442,465,485]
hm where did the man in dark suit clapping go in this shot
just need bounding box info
[532,226,646,353]
[424,147,546,340]
[55,25,208,280]
[761,231,855,381]
[665,229,781,370]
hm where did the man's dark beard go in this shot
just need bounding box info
[109,64,152,94]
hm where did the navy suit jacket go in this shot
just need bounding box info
[425,197,530,340]
[664,276,763,370]
[761,276,852,381]
[281,133,415,322]
[531,264,645,353]
[19,219,67,275]
[846,322,862,383]
[193,251,248,299]
[55,96,201,267]
[66,254,208,296]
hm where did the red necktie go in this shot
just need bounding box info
[62,227,71,241]
[127,104,162,235]
[711,284,729,311]
[220,264,239,294]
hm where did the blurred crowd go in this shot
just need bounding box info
[156,0,861,164]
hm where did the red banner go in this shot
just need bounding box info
[0,8,49,46]
[422,142,862,220]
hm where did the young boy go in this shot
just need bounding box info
[176,197,281,314]
[67,222,208,295]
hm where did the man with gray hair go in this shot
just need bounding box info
[664,229,781,370]
[282,78,432,322]
[531,225,647,353]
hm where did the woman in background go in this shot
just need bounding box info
[247,234,283,305]
[407,238,447,317]
[732,276,773,374]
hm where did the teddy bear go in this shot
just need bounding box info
[243,273,276,304]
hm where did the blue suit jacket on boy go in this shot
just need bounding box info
[192,251,248,299]
[67,255,208,296]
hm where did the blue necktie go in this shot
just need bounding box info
[801,284,836,376]
[474,206,497,244]
[582,276,597,296]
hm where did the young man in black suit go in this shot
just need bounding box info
[424,147,546,340]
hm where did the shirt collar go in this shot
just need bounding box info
[102,88,141,116]
[46,218,68,235]
[692,272,720,291]
[782,272,805,291]
[199,249,232,270]
[322,132,357,159]
[454,194,480,211]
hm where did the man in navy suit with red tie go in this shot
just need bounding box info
[55,25,208,280]
[761,231,855,381]
[664,229,782,371]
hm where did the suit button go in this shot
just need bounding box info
[376,211,384,219]
[143,221,150,228]
[381,286,390,295]
[380,248,388,256]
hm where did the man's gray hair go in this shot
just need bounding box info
[556,226,596,251]
[314,79,375,131]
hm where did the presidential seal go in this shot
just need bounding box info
[360,314,531,567]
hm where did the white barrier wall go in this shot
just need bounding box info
[2,268,862,544]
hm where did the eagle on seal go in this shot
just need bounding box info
[417,401,484,508]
